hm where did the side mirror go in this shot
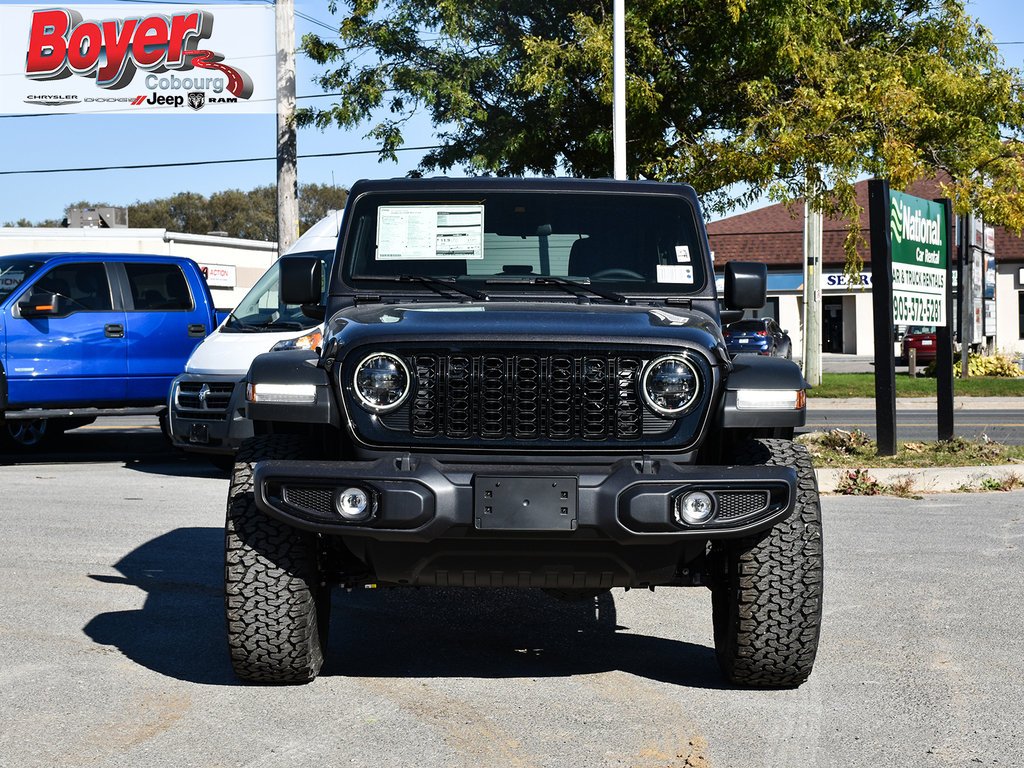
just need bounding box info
[18,291,63,318]
[723,262,767,310]
[280,256,323,306]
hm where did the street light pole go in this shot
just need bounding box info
[612,0,626,180]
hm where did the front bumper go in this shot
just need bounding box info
[167,374,251,455]
[251,456,796,587]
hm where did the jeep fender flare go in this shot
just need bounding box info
[245,350,340,427]
[720,355,809,429]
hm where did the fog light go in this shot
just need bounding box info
[335,487,372,521]
[675,491,715,525]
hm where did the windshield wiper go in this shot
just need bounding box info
[485,276,631,305]
[383,274,489,301]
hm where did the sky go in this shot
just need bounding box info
[1,0,1023,227]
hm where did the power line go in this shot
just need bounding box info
[0,146,442,176]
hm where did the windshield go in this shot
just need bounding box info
[906,326,936,335]
[223,249,333,332]
[339,191,707,296]
[0,258,43,301]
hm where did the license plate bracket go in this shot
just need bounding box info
[189,423,210,444]
[474,476,578,531]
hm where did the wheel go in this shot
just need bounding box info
[224,435,330,683]
[711,438,823,688]
[3,418,53,449]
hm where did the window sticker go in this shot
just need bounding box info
[656,264,694,284]
[674,245,691,263]
[376,204,485,260]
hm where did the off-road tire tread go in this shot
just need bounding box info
[224,435,328,684]
[713,438,823,688]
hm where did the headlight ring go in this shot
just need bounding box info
[352,352,411,413]
[640,354,702,417]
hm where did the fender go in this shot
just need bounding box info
[720,355,809,429]
[245,349,340,426]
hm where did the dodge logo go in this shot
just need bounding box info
[188,91,206,111]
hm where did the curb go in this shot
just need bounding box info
[815,464,1024,494]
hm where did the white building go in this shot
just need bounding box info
[0,227,278,309]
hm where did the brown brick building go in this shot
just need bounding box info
[705,178,1024,356]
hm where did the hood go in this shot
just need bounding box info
[326,301,726,354]
[185,327,316,375]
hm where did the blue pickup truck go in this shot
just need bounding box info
[0,252,223,448]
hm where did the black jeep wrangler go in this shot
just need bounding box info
[225,177,822,687]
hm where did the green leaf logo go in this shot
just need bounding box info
[890,200,903,244]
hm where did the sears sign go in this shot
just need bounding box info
[3,4,274,114]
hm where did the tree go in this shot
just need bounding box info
[299,183,349,232]
[298,0,1024,268]
[7,184,349,239]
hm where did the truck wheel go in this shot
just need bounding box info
[224,435,330,684]
[711,438,823,688]
[3,418,52,449]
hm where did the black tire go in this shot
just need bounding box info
[224,435,330,683]
[3,418,53,449]
[711,438,823,688]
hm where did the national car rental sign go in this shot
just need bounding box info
[889,189,948,326]
[2,4,275,114]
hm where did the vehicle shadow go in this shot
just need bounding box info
[0,430,229,480]
[83,527,725,690]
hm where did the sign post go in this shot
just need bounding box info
[869,180,898,455]
[871,181,953,454]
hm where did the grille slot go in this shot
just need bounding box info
[282,485,335,518]
[395,351,676,444]
[175,381,235,414]
[713,491,770,521]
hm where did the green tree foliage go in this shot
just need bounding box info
[6,185,349,239]
[298,0,1024,265]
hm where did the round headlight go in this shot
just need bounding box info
[353,352,410,412]
[641,355,701,416]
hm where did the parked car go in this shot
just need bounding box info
[166,211,341,462]
[723,317,792,358]
[900,325,938,363]
[224,177,822,690]
[0,253,222,448]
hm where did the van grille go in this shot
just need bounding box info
[175,381,235,415]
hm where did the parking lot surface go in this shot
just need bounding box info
[0,442,1021,767]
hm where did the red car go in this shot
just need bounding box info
[901,326,937,363]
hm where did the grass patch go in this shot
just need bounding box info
[808,373,1024,398]
[797,430,1024,468]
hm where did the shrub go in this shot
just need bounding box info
[925,351,1023,379]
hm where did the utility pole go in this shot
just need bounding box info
[612,0,626,180]
[276,0,299,255]
[803,197,823,386]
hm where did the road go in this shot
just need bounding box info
[0,429,1022,767]
[802,403,1024,445]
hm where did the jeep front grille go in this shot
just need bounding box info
[175,381,235,415]
[380,352,674,444]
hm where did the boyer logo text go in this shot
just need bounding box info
[24,8,252,99]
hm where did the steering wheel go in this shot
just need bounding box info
[589,268,644,280]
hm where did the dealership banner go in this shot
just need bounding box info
[1,4,275,114]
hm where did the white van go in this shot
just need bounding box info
[166,212,340,461]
